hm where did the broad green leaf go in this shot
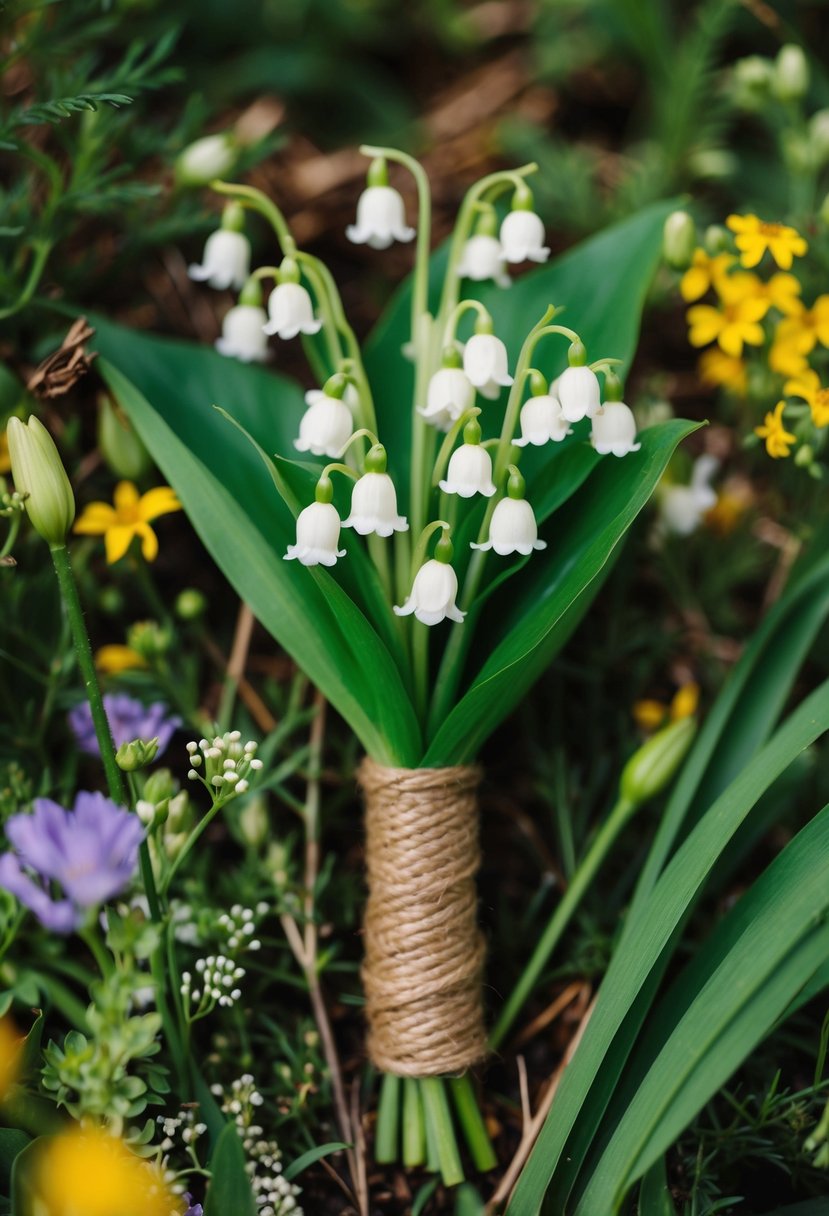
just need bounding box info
[424,421,697,763]
[0,1132,29,1193]
[204,1123,257,1216]
[636,1158,675,1216]
[577,803,829,1212]
[95,357,422,766]
[627,549,829,923]
[10,1138,39,1216]
[282,1141,350,1182]
[507,680,829,1216]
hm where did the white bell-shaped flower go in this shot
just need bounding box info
[284,495,345,568]
[264,282,322,340]
[558,364,601,422]
[419,366,475,431]
[515,394,571,447]
[394,558,465,627]
[500,209,550,264]
[472,470,546,556]
[439,421,496,497]
[343,448,408,536]
[659,455,719,535]
[215,304,270,363]
[188,229,251,291]
[463,331,513,401]
[591,402,641,457]
[294,384,353,458]
[456,235,511,288]
[305,382,361,416]
[346,186,415,250]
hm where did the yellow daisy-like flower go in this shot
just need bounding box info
[768,325,812,377]
[698,348,748,394]
[755,401,796,458]
[35,1126,173,1216]
[74,481,181,564]
[773,295,829,362]
[726,213,808,270]
[687,276,770,357]
[680,249,736,302]
[95,644,149,674]
[757,272,804,317]
[784,368,829,428]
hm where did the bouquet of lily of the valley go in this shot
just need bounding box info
[90,145,694,1181]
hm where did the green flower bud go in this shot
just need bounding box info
[166,790,191,833]
[97,396,151,481]
[704,224,731,254]
[127,619,172,660]
[116,737,159,772]
[662,210,697,270]
[6,416,75,548]
[731,56,773,110]
[621,716,696,807]
[175,132,237,188]
[239,797,269,847]
[99,586,126,616]
[772,44,809,102]
[143,767,176,805]
[175,588,207,621]
[809,110,829,164]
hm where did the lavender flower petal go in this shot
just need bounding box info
[0,854,78,933]
[68,693,180,759]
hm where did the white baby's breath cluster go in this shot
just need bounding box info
[180,953,246,1021]
[186,148,644,631]
[211,1075,302,1216]
[157,1108,208,1156]
[216,902,268,955]
[186,730,263,798]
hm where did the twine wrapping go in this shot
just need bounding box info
[358,757,487,1077]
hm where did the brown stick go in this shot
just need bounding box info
[486,989,595,1213]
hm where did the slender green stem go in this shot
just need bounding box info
[0,513,21,560]
[375,1072,401,1163]
[488,795,636,1052]
[420,1077,465,1186]
[160,796,231,895]
[367,533,394,603]
[51,546,126,805]
[442,299,492,348]
[449,1075,497,1171]
[209,180,297,254]
[403,1076,426,1167]
[412,621,430,724]
[80,924,114,979]
[0,238,53,322]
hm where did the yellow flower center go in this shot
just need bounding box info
[758,222,783,237]
[116,502,141,525]
[815,389,829,411]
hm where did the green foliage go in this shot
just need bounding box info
[204,1123,258,1216]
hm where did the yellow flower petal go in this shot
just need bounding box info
[73,502,118,535]
[680,264,710,303]
[105,524,137,564]
[95,645,148,674]
[670,682,700,721]
[113,480,140,514]
[135,520,159,562]
[138,485,181,522]
[633,700,667,732]
[36,1126,173,1216]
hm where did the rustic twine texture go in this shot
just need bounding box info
[358,757,487,1077]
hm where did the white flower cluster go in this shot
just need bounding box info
[211,1075,302,1216]
[216,903,268,955]
[180,953,246,1020]
[186,731,263,799]
[157,1108,208,1154]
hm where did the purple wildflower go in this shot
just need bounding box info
[182,1196,203,1216]
[68,693,180,759]
[0,791,144,933]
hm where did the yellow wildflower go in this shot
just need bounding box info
[726,213,808,269]
[680,250,736,302]
[773,296,829,362]
[35,1125,173,1216]
[784,368,829,428]
[633,683,699,733]
[757,272,803,316]
[95,644,149,674]
[0,429,10,476]
[74,481,181,564]
[0,1018,22,1100]
[755,401,796,458]
[698,348,748,394]
[768,321,812,377]
[687,275,770,357]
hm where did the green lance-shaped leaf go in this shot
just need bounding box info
[204,1123,257,1216]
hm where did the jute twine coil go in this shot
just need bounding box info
[358,757,487,1077]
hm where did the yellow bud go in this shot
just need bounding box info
[6,415,75,547]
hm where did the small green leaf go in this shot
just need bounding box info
[282,1140,350,1182]
[204,1123,257,1216]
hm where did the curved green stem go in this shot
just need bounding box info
[160,795,231,896]
[431,408,481,488]
[0,238,53,322]
[209,180,296,254]
[488,795,636,1052]
[442,299,491,348]
[0,513,21,560]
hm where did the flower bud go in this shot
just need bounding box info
[731,56,773,110]
[127,619,172,660]
[143,768,176,805]
[175,588,207,620]
[772,44,809,102]
[809,110,829,163]
[662,210,696,270]
[239,797,269,848]
[116,737,159,772]
[620,716,696,807]
[175,132,237,188]
[6,416,75,548]
[97,396,152,481]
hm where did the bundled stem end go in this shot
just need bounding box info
[358,757,487,1077]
